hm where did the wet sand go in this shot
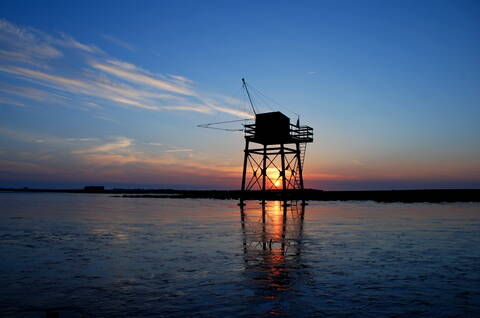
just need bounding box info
[1,193,479,317]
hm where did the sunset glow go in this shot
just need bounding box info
[1,1,479,190]
[2,2,480,318]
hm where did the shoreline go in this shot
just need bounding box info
[1,188,479,203]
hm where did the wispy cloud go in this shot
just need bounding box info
[65,137,98,142]
[73,137,133,154]
[0,81,69,105]
[0,19,252,119]
[66,136,239,177]
[101,34,135,51]
[0,19,256,186]
[146,142,163,147]
[57,33,101,53]
[168,74,193,84]
[84,102,103,109]
[199,95,254,119]
[0,126,98,146]
[162,105,211,113]
[0,97,24,107]
[0,19,62,66]
[165,148,193,153]
[90,60,194,96]
[0,126,292,185]
[93,115,118,123]
[206,103,253,118]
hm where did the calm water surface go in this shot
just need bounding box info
[1,193,479,317]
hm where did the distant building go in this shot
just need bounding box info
[84,186,105,192]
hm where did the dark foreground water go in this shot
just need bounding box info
[1,193,479,317]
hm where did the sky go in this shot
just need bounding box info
[0,0,479,190]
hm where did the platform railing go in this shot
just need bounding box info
[243,123,313,143]
[290,124,313,142]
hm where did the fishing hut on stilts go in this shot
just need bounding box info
[199,78,313,205]
[240,79,313,205]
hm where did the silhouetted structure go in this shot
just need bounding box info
[199,78,314,204]
[241,112,313,204]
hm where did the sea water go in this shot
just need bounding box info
[0,193,479,317]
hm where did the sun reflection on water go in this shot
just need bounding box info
[240,201,306,305]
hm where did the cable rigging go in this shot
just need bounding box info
[197,118,250,131]
[197,78,301,132]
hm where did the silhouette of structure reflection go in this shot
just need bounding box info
[240,201,306,305]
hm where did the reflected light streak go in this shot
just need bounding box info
[240,201,306,301]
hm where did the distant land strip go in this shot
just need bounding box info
[1,188,479,203]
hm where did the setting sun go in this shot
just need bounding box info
[266,167,281,189]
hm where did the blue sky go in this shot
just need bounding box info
[0,0,479,189]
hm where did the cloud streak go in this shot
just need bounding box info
[0,19,61,66]
[165,148,193,153]
[73,137,133,154]
[65,135,241,179]
[0,19,257,188]
[0,19,252,119]
[90,60,194,96]
[101,34,135,51]
[0,97,24,107]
